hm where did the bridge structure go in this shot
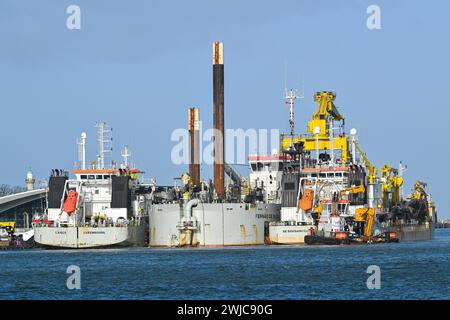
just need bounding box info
[0,189,47,227]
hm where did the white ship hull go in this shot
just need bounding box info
[149,203,280,247]
[34,224,148,249]
[268,224,313,244]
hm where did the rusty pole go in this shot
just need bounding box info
[188,107,200,186]
[213,42,225,200]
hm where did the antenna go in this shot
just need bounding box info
[121,145,131,168]
[284,88,303,136]
[96,122,113,169]
[284,60,287,92]
[301,72,305,97]
[399,161,407,200]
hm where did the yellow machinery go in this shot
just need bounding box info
[354,208,375,237]
[340,185,365,196]
[307,91,344,135]
[0,222,16,242]
[0,222,16,232]
[281,91,349,163]
[380,164,404,208]
[411,180,427,201]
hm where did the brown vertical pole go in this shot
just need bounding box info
[213,42,225,200]
[188,107,200,186]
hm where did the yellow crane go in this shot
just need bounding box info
[307,91,344,136]
[380,164,404,207]
[353,140,378,184]
[340,184,365,196]
[411,180,427,201]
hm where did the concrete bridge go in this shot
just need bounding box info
[0,189,46,214]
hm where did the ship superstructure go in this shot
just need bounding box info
[33,123,150,248]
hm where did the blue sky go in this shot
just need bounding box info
[0,0,449,218]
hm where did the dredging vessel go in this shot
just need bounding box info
[264,90,437,245]
[33,123,150,248]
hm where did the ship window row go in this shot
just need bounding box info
[250,162,283,172]
[80,175,111,180]
[308,172,348,178]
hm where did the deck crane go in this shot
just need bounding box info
[340,184,365,196]
[351,141,378,238]
[411,181,428,201]
[307,91,344,137]
[380,164,404,208]
[353,140,378,184]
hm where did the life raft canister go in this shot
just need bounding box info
[63,190,78,215]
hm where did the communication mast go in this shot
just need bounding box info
[284,88,303,136]
[121,145,131,168]
[96,122,113,169]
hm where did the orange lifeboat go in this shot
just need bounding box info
[63,190,78,215]
[299,189,314,212]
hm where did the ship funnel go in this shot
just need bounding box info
[188,107,200,186]
[213,41,225,199]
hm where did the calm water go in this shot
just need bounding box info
[1,229,449,300]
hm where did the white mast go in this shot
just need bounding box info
[350,128,358,164]
[96,122,113,169]
[121,145,131,168]
[399,161,407,200]
[284,88,303,136]
[329,119,334,167]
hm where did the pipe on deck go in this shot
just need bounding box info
[188,107,200,186]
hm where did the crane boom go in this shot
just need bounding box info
[340,184,365,195]
[353,140,377,183]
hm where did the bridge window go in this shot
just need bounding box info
[335,172,343,177]
[319,173,326,178]
[103,175,110,179]
[96,175,103,180]
[80,175,87,179]
[88,175,95,179]
[327,173,335,178]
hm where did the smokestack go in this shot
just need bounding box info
[213,42,225,200]
[188,107,200,186]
